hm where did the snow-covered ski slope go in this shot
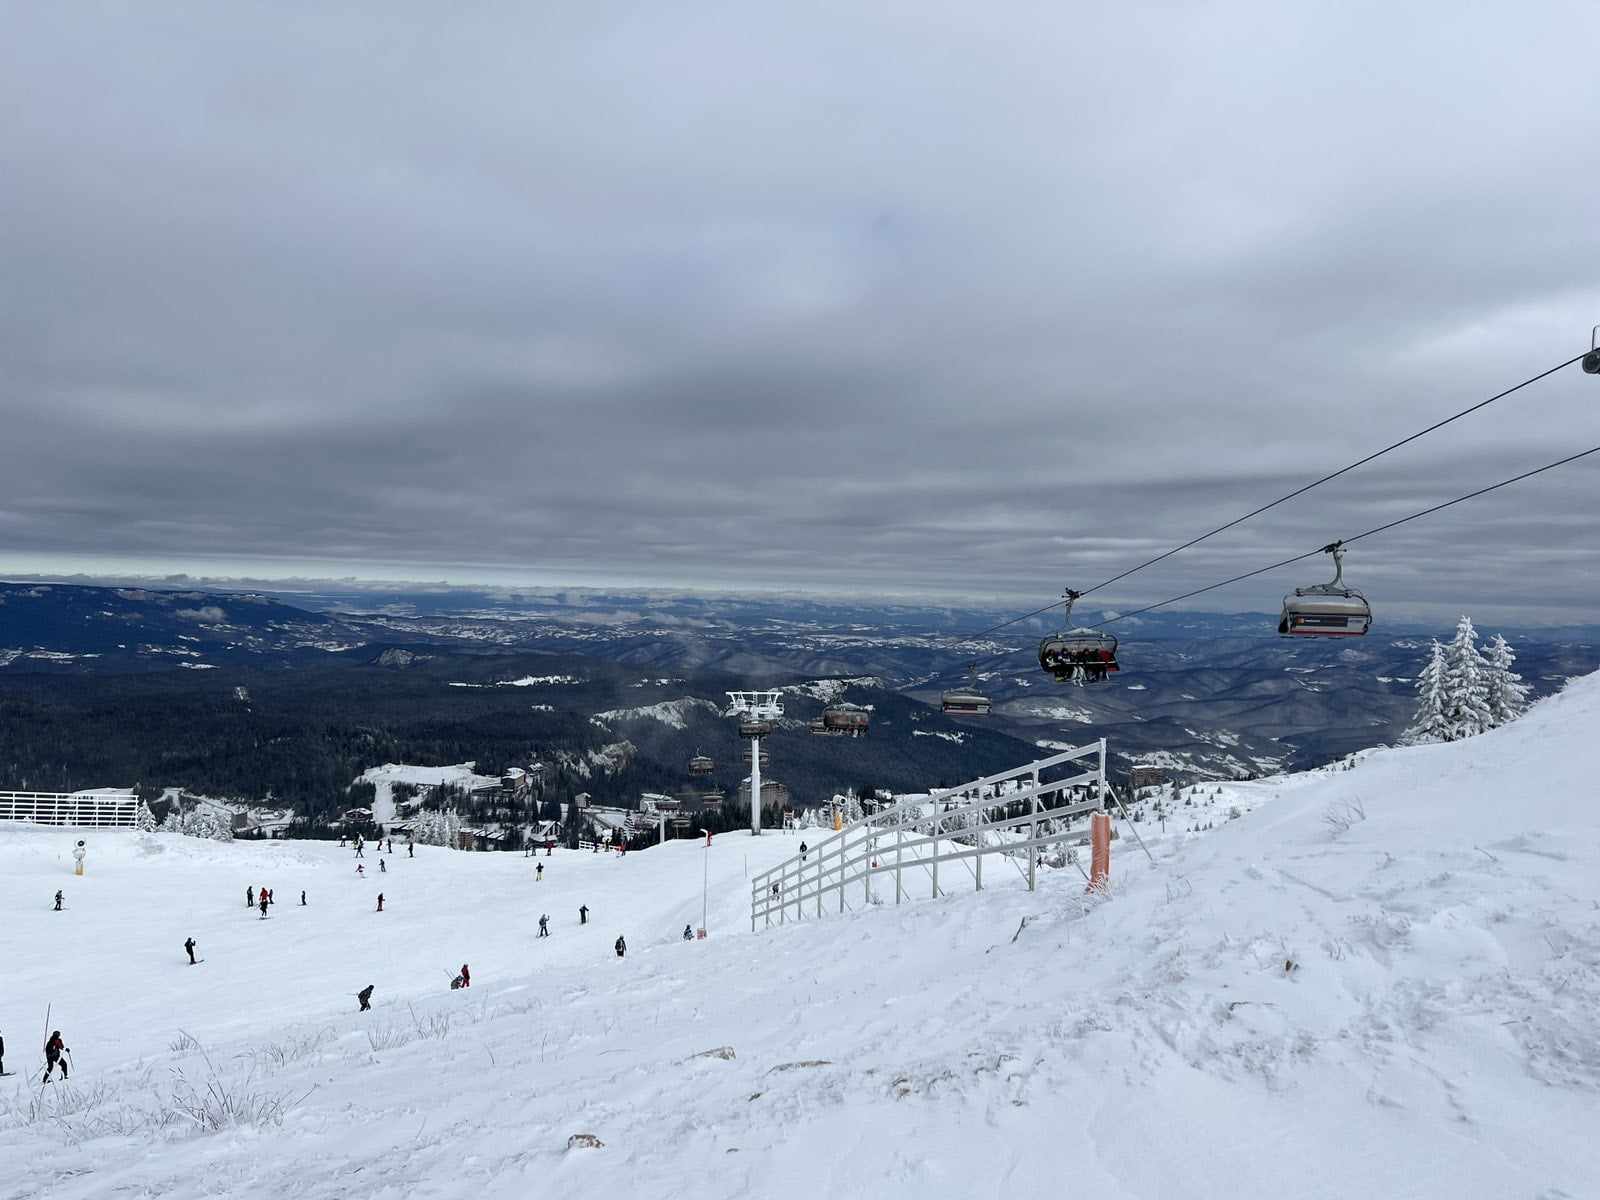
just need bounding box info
[4,675,1599,1199]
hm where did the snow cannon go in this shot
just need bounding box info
[73,839,87,877]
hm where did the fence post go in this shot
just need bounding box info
[894,825,903,904]
[839,834,846,913]
[816,843,823,918]
[1029,769,1040,892]
[974,793,984,893]
[932,811,940,899]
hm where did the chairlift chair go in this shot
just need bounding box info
[1038,589,1120,684]
[817,703,870,736]
[941,664,993,715]
[1278,542,1371,637]
[1585,324,1600,374]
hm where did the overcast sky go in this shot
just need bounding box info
[3,3,1598,622]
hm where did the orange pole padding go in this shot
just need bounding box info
[1088,811,1112,893]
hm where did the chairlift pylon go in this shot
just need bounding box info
[1278,541,1371,637]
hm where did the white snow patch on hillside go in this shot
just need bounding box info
[592,698,720,729]
[449,674,582,688]
[1014,701,1094,723]
[782,677,882,702]
[4,675,1600,1198]
[357,763,500,825]
[913,729,966,744]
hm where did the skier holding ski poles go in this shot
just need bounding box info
[43,1032,69,1082]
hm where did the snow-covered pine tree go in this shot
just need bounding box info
[1441,615,1494,741]
[1402,639,1449,745]
[159,809,186,833]
[1483,633,1530,728]
[134,801,158,832]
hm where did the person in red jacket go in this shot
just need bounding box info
[459,963,470,988]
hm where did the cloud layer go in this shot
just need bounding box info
[3,3,1598,620]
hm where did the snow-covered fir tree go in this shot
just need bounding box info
[134,801,158,832]
[158,809,186,834]
[1402,640,1450,745]
[1483,633,1530,728]
[1441,616,1494,741]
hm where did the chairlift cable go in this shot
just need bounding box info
[950,440,1600,677]
[1074,350,1588,599]
[1083,442,1600,629]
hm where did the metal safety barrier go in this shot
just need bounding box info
[0,791,139,828]
[752,740,1106,929]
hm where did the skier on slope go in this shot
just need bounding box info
[258,894,269,919]
[53,891,63,912]
[615,935,626,959]
[535,862,544,881]
[376,893,385,912]
[379,859,387,874]
[356,863,365,878]
[0,1028,7,1076]
[184,937,197,965]
[800,841,808,862]
[683,924,693,941]
[300,890,307,906]
[246,886,254,908]
[43,1031,68,1082]
[357,985,374,1012]
[537,914,549,938]
[407,840,414,858]
[579,904,588,925]
[459,963,471,988]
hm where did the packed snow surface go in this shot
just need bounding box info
[4,676,1600,1198]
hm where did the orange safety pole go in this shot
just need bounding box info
[1088,811,1111,893]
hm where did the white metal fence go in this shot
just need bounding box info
[0,791,140,828]
[752,741,1107,930]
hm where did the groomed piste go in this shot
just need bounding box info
[2,673,1598,1199]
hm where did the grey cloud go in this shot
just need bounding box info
[2,2,1598,623]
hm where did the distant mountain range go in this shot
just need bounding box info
[3,580,1596,803]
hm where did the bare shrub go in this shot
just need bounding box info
[1322,797,1368,837]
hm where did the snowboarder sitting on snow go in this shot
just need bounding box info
[184,937,197,965]
[43,1032,68,1082]
[683,924,693,941]
[615,935,626,959]
[53,891,63,912]
[358,985,374,1012]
